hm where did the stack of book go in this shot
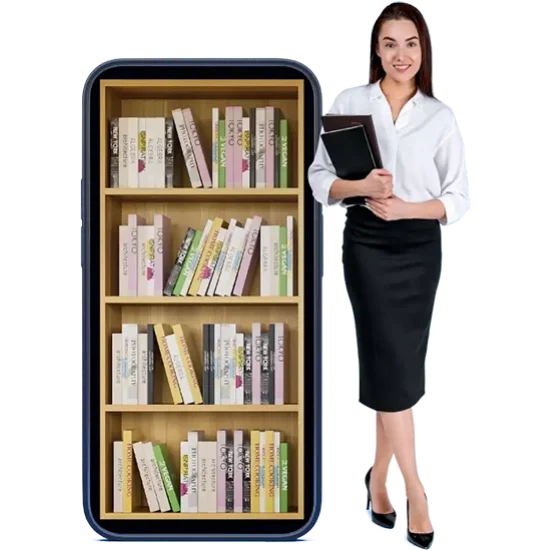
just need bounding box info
[118,213,294,297]
[114,429,290,513]
[113,321,286,406]
[109,106,290,189]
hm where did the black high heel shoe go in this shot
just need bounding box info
[407,493,434,549]
[365,466,396,529]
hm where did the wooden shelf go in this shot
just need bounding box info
[104,511,301,520]
[99,78,304,521]
[105,188,299,202]
[106,296,299,305]
[106,405,299,413]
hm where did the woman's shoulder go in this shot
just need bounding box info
[423,95,457,125]
[327,84,372,113]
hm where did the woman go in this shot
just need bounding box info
[307,2,469,548]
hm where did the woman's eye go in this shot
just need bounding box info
[408,42,417,47]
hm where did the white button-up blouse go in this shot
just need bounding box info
[307,79,470,225]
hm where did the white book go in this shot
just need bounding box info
[274,432,281,512]
[207,219,238,296]
[214,323,221,404]
[138,333,148,405]
[188,431,205,513]
[122,323,138,404]
[172,108,202,188]
[112,333,123,404]
[260,431,266,512]
[113,441,123,512]
[119,118,129,188]
[212,108,219,188]
[220,324,232,404]
[118,225,130,296]
[127,117,139,188]
[252,323,262,405]
[215,223,247,296]
[142,441,171,512]
[236,333,244,404]
[137,226,154,296]
[198,227,227,296]
[286,215,294,296]
[242,116,250,188]
[223,217,252,296]
[165,334,194,404]
[260,225,272,296]
[230,327,237,404]
[180,441,190,511]
[180,219,213,296]
[144,117,161,188]
[255,108,266,187]
[133,442,160,512]
[198,441,217,512]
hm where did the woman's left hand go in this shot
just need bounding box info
[365,195,411,221]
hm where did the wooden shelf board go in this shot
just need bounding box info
[105,188,299,202]
[106,405,299,413]
[105,296,299,305]
[103,512,301,520]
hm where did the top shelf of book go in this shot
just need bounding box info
[102,79,302,191]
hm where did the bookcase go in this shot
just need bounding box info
[99,79,305,519]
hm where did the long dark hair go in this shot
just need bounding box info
[369,2,434,98]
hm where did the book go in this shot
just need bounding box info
[321,114,383,168]
[320,124,377,205]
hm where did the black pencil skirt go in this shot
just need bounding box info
[342,205,442,412]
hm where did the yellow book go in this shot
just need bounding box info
[172,324,203,404]
[251,430,261,513]
[265,430,275,513]
[122,430,133,513]
[188,216,225,295]
[154,324,183,404]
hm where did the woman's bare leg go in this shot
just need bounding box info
[378,408,433,533]
[369,412,395,513]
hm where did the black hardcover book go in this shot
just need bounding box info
[268,324,275,404]
[243,437,251,512]
[244,333,253,404]
[209,324,215,404]
[320,124,377,206]
[202,324,210,404]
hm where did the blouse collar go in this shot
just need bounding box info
[369,78,425,109]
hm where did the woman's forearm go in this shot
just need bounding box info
[407,199,447,223]
[328,178,366,200]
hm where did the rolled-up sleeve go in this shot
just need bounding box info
[434,115,470,225]
[307,92,346,207]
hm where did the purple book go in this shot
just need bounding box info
[234,430,244,512]
[128,214,145,295]
[217,430,226,512]
[183,108,212,187]
[225,107,234,188]
[252,323,261,404]
[153,214,172,296]
[275,323,285,404]
[265,107,275,188]
[233,106,243,188]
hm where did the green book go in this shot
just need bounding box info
[219,119,226,188]
[153,443,180,512]
[280,442,288,512]
[279,120,288,188]
[279,226,287,297]
[172,229,202,296]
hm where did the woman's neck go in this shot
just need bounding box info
[380,76,417,103]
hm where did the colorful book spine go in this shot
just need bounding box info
[127,117,138,188]
[153,214,172,296]
[180,441,189,511]
[153,324,183,404]
[280,119,288,187]
[219,118,226,188]
[138,117,147,187]
[172,323,203,404]
[123,430,133,512]
[113,441,123,512]
[234,430,244,512]
[172,108,201,188]
[110,118,119,187]
[266,430,275,513]
[212,108,219,188]
[279,226,287,296]
[183,107,212,187]
[225,106,234,188]
[265,107,275,188]
[275,322,285,405]
[233,106,243,187]
[232,215,262,296]
[280,442,288,512]
[153,443,180,512]
[164,228,194,296]
[217,430,226,512]
[165,118,174,188]
[173,229,202,296]
[242,116,250,187]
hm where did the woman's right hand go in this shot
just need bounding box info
[360,168,393,198]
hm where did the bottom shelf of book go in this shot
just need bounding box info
[105,411,298,518]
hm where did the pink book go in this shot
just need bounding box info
[233,106,243,187]
[225,107,234,188]
[275,323,285,404]
[234,430,243,512]
[128,214,145,295]
[183,108,212,187]
[217,430,226,512]
[232,215,262,296]
[119,225,130,296]
[265,107,275,188]
[252,323,261,404]
[153,214,172,296]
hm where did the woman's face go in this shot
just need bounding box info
[376,19,422,84]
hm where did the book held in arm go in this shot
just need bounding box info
[320,124,377,205]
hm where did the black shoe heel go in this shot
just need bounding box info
[407,494,434,549]
[365,466,396,529]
